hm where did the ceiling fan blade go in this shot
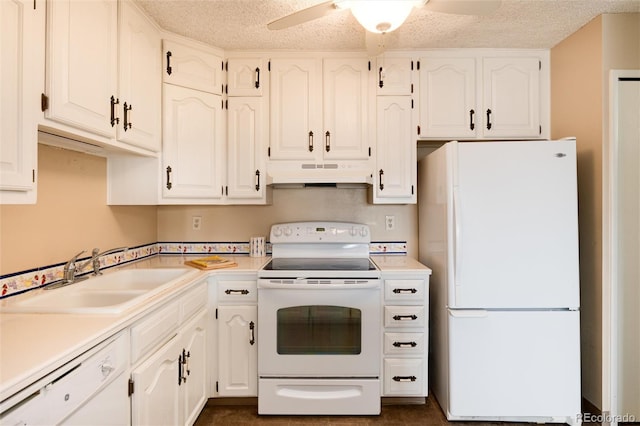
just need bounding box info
[268,1,338,30]
[423,0,501,16]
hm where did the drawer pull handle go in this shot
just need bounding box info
[393,375,417,382]
[393,314,418,321]
[249,321,255,345]
[392,288,417,294]
[225,289,249,295]
[393,341,417,348]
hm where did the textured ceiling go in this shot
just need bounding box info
[135,0,640,51]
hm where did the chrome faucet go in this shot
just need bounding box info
[84,247,128,276]
[62,250,87,284]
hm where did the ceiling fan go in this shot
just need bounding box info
[267,0,502,33]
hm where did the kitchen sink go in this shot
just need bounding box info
[0,268,199,314]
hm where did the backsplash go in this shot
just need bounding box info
[0,241,407,298]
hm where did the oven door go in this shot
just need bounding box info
[257,279,381,377]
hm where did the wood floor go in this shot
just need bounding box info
[193,398,525,425]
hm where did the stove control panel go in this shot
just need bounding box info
[270,221,370,244]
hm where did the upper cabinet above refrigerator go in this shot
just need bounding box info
[417,50,549,141]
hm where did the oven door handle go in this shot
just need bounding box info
[257,280,380,290]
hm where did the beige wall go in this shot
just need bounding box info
[158,187,418,256]
[551,13,640,410]
[0,144,157,275]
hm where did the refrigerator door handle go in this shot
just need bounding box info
[453,185,462,291]
[449,309,488,318]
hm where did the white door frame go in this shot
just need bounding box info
[603,69,640,426]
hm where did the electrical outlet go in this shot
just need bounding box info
[192,216,202,231]
[385,215,395,231]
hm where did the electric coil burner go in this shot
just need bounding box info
[257,221,382,415]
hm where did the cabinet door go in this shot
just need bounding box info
[323,58,371,161]
[181,310,208,426]
[163,39,223,95]
[269,58,322,161]
[227,58,264,96]
[46,0,117,138]
[117,0,161,151]
[227,97,266,200]
[0,0,43,202]
[374,96,416,203]
[418,57,476,139]
[131,335,182,426]
[377,57,413,96]
[217,305,257,396]
[162,84,224,200]
[482,57,541,138]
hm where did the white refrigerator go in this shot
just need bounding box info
[418,140,581,425]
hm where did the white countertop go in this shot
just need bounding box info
[0,254,429,403]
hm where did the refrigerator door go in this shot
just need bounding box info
[450,140,580,309]
[447,309,581,419]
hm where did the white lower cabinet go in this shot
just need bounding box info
[212,278,258,397]
[130,283,208,426]
[381,276,430,397]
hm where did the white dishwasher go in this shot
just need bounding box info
[0,331,130,425]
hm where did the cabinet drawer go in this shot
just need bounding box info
[181,282,207,322]
[384,280,425,302]
[217,280,257,303]
[131,301,180,364]
[383,358,425,396]
[384,306,425,328]
[383,332,425,355]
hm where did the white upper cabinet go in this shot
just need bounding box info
[269,58,371,162]
[269,58,322,161]
[377,57,414,96]
[117,0,161,152]
[482,57,541,138]
[227,58,265,97]
[372,96,416,204]
[226,97,269,202]
[46,0,118,138]
[162,84,224,201]
[163,39,224,95]
[418,57,476,139]
[418,51,548,140]
[0,0,44,204]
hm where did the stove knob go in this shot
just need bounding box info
[349,227,358,237]
[273,227,283,237]
[360,227,368,237]
[284,227,292,236]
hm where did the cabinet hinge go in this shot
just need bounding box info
[417,125,421,136]
[41,93,48,112]
[368,61,371,71]
[128,378,134,396]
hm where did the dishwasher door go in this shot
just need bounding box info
[0,331,130,425]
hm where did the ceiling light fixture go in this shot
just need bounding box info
[337,0,427,33]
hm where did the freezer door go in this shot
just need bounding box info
[447,310,581,419]
[450,140,580,309]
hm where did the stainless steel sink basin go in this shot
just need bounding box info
[0,268,198,314]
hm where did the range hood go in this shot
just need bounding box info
[266,161,373,186]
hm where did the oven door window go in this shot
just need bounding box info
[277,305,362,355]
